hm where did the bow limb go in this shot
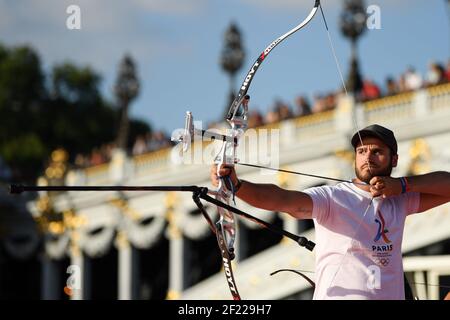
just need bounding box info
[173,0,322,300]
[213,0,320,299]
[227,0,321,121]
[214,0,321,261]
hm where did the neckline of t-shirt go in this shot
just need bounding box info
[346,181,373,199]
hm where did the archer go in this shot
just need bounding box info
[212,124,450,300]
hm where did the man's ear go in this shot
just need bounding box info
[391,154,399,167]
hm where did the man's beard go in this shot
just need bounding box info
[355,164,393,184]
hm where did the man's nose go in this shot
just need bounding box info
[361,150,374,163]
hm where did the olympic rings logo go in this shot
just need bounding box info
[375,257,390,267]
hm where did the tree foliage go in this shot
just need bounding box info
[0,43,151,182]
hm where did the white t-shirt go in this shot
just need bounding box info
[303,182,420,300]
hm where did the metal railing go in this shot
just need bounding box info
[69,83,450,187]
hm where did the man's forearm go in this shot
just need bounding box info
[407,171,450,196]
[235,180,284,212]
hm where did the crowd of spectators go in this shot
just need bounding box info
[74,142,116,168]
[244,59,450,128]
[131,131,172,156]
[75,59,450,169]
[73,130,173,168]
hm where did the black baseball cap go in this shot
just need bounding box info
[351,124,398,155]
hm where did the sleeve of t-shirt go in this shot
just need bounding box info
[399,191,421,216]
[303,185,333,224]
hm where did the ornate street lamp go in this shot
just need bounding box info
[115,55,140,150]
[340,0,367,96]
[220,22,245,118]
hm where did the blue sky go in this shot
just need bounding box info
[0,0,448,135]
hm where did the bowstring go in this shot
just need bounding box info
[319,3,376,291]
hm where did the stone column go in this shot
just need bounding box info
[41,256,59,299]
[69,232,87,300]
[166,209,185,299]
[117,231,139,300]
